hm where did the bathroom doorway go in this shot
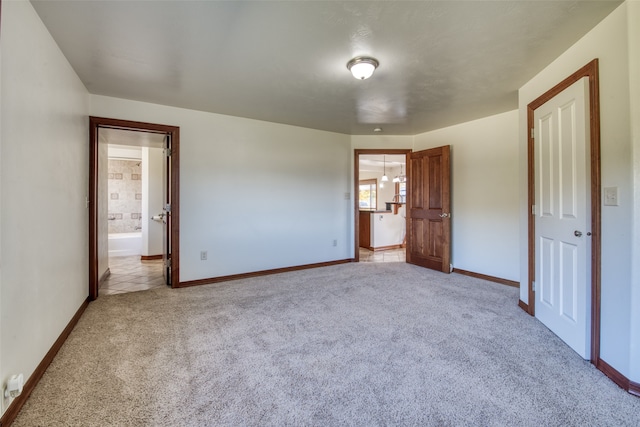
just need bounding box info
[101,139,164,295]
[89,117,180,299]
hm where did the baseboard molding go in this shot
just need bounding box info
[518,309,637,398]
[597,359,629,391]
[178,259,354,288]
[98,268,111,288]
[518,299,530,314]
[141,255,163,261]
[369,244,404,252]
[596,358,640,398]
[452,268,519,288]
[0,297,90,427]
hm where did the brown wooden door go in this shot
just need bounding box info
[407,145,451,273]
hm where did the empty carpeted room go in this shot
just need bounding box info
[1,1,640,426]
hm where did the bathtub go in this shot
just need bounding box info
[108,232,142,257]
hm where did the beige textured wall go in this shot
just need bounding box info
[0,0,90,414]
[518,2,633,376]
[107,159,142,234]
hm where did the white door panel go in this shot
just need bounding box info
[534,77,591,359]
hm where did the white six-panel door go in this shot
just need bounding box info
[534,77,591,359]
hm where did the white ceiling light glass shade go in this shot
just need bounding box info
[347,56,379,80]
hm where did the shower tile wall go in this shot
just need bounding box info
[108,159,142,233]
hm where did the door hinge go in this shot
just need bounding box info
[532,281,536,292]
[163,148,172,157]
[165,258,172,268]
[164,203,171,212]
[531,204,536,215]
[531,128,535,139]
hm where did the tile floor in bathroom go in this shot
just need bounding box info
[100,256,166,295]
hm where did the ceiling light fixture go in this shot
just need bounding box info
[347,56,379,80]
[373,127,383,133]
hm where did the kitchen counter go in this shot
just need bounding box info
[359,209,406,250]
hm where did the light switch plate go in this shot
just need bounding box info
[604,187,618,206]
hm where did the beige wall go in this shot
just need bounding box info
[107,159,143,234]
[0,0,90,413]
[90,95,353,282]
[414,111,520,281]
[1,1,637,419]
[518,1,636,379]
[626,0,640,384]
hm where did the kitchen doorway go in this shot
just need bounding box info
[354,149,411,262]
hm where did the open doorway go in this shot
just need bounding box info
[100,132,165,295]
[89,117,180,300]
[354,149,411,262]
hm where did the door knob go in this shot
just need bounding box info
[574,230,582,237]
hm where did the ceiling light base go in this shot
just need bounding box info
[347,56,379,80]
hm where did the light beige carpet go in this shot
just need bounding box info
[12,262,640,426]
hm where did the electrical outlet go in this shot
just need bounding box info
[200,251,208,261]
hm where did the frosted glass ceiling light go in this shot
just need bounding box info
[347,56,379,80]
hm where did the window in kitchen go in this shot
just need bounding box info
[359,179,377,210]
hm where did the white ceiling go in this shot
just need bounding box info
[31,1,621,135]
[359,154,405,173]
[99,128,166,148]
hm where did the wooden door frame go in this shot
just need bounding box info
[89,116,180,299]
[354,149,412,261]
[526,59,601,363]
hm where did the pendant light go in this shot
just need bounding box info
[393,163,406,184]
[381,155,389,182]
